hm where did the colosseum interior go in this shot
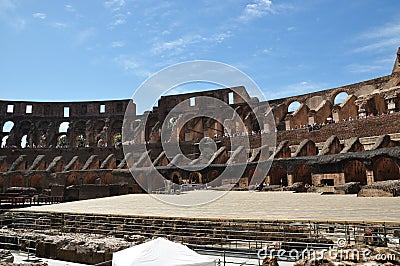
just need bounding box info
[0,48,400,201]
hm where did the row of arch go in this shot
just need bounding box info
[1,119,123,148]
[162,157,400,187]
[268,157,400,186]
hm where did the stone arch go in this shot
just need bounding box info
[18,121,33,148]
[66,173,79,186]
[366,95,387,116]
[29,174,43,190]
[170,171,182,185]
[205,170,218,184]
[57,134,68,148]
[74,120,87,147]
[9,174,25,187]
[111,120,123,135]
[93,120,105,146]
[189,172,202,184]
[83,173,97,184]
[307,96,324,110]
[1,136,8,148]
[332,91,349,105]
[21,134,28,148]
[293,164,312,185]
[268,166,288,186]
[373,157,400,182]
[58,121,69,133]
[101,173,114,184]
[343,160,367,185]
[287,100,301,113]
[145,116,159,141]
[2,121,14,133]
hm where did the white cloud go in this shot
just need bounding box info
[345,58,394,74]
[152,31,232,56]
[32,12,46,19]
[114,55,152,77]
[111,18,125,26]
[51,22,68,29]
[152,35,202,55]
[64,5,76,12]
[111,41,125,48]
[353,22,400,53]
[0,0,25,30]
[239,0,274,22]
[104,0,125,12]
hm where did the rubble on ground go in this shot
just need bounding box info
[358,180,400,197]
[335,182,362,194]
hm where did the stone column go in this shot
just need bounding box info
[287,174,294,186]
[366,170,374,185]
[385,96,397,114]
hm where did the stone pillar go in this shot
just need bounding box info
[285,119,291,131]
[68,121,75,147]
[308,116,315,125]
[332,110,340,123]
[358,107,367,118]
[366,170,374,185]
[338,172,345,185]
[287,174,294,186]
[385,96,396,114]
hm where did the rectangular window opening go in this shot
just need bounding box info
[228,92,234,105]
[189,97,196,107]
[7,105,14,113]
[100,104,106,113]
[64,107,70,118]
[26,105,32,114]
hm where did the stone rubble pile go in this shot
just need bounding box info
[358,180,400,197]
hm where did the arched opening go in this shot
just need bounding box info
[93,120,106,147]
[30,174,43,190]
[19,121,33,148]
[83,174,97,184]
[206,170,219,184]
[21,134,28,148]
[9,174,24,187]
[145,117,159,141]
[113,132,122,147]
[170,172,182,185]
[366,95,387,116]
[344,160,367,185]
[268,166,288,186]
[189,172,202,184]
[373,157,400,182]
[57,134,68,148]
[293,164,312,185]
[2,121,14,133]
[59,122,69,133]
[76,134,86,147]
[101,173,113,184]
[288,101,301,113]
[66,174,79,186]
[1,136,9,148]
[74,120,86,147]
[334,92,349,105]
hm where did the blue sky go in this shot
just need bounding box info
[0,0,399,114]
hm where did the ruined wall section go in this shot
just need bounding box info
[0,99,132,149]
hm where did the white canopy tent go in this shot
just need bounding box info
[112,237,216,266]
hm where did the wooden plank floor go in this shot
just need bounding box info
[18,191,400,224]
